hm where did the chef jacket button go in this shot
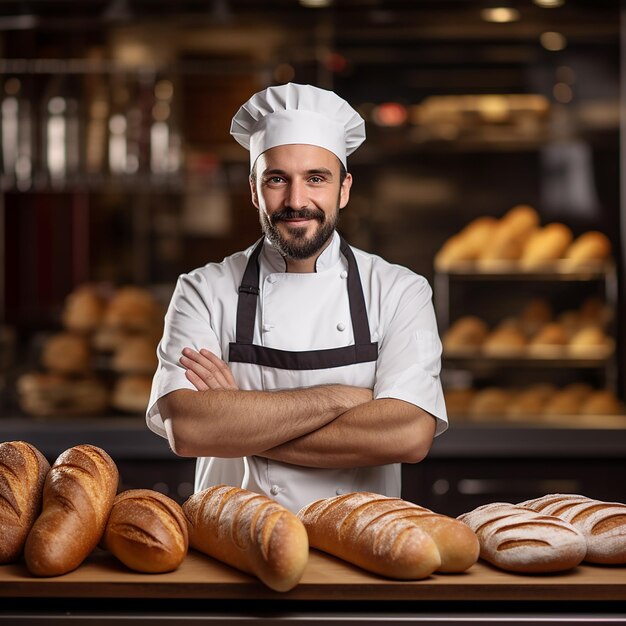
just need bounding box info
[337,322,346,331]
[340,270,348,279]
[262,323,274,332]
[267,275,277,284]
[336,488,345,495]
[270,485,280,496]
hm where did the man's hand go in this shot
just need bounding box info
[180,348,239,391]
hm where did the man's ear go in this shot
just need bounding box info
[339,173,353,209]
[249,175,259,209]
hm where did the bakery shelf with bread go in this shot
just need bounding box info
[443,297,615,361]
[444,383,626,427]
[14,283,164,419]
[434,209,620,428]
[434,205,614,275]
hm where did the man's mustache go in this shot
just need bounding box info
[271,208,325,224]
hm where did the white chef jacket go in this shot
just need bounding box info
[147,231,447,513]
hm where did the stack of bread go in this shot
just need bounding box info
[445,382,625,425]
[443,297,614,359]
[435,204,612,272]
[16,284,163,418]
[458,493,626,572]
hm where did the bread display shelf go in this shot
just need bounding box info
[1,549,625,601]
[436,261,615,281]
[443,349,614,367]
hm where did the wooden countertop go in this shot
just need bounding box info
[1,549,625,602]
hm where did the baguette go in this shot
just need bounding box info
[182,485,309,592]
[24,444,119,576]
[103,489,188,573]
[0,441,50,564]
[298,492,479,578]
[458,502,586,573]
[519,494,626,564]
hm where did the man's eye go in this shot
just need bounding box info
[266,176,284,184]
[309,176,324,183]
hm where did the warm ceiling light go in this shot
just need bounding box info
[540,31,567,51]
[533,0,565,7]
[299,0,332,7]
[481,7,521,23]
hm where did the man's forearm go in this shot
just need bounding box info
[259,398,437,469]
[158,384,372,458]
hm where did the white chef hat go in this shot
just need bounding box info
[230,82,366,169]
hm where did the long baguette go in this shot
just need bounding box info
[103,489,188,573]
[24,444,119,576]
[182,485,309,592]
[458,502,587,573]
[298,492,478,579]
[0,441,50,564]
[520,493,626,564]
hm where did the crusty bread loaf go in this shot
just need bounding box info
[434,234,474,270]
[468,387,511,420]
[182,485,308,592]
[298,492,479,578]
[0,441,50,564]
[478,205,539,265]
[520,223,573,267]
[16,373,109,417]
[563,231,612,267]
[24,444,119,576]
[579,389,622,415]
[458,502,586,573]
[519,494,626,564]
[482,324,527,355]
[103,489,188,573]
[442,316,489,351]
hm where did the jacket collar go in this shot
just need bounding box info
[261,230,342,274]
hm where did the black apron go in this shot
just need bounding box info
[228,236,379,370]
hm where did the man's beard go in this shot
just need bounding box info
[260,205,339,261]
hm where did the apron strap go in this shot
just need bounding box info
[339,237,372,346]
[235,237,264,344]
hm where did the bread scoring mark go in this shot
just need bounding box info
[0,459,20,481]
[497,539,551,551]
[591,514,626,535]
[55,493,76,514]
[0,491,21,519]
[110,522,165,550]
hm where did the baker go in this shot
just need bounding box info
[146,82,448,514]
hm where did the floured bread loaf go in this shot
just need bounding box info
[458,502,586,573]
[520,494,626,564]
[298,492,479,579]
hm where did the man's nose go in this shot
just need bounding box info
[285,180,307,209]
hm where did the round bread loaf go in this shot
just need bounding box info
[104,286,162,332]
[434,234,474,270]
[482,323,527,355]
[443,316,489,351]
[62,285,106,334]
[111,375,152,414]
[468,387,510,419]
[104,489,188,573]
[112,335,158,374]
[579,389,622,416]
[41,332,92,375]
[519,298,552,337]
